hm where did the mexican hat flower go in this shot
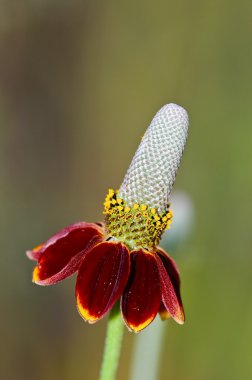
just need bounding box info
[27,103,189,333]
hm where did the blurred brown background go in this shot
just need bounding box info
[1,1,252,379]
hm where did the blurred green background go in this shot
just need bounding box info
[1,1,252,379]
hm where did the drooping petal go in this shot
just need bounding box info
[156,247,181,286]
[32,222,105,285]
[121,249,161,333]
[76,241,130,323]
[156,248,185,324]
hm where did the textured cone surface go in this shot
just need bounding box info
[119,104,189,213]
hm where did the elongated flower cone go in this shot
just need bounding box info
[119,104,189,213]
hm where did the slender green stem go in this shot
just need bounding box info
[99,302,124,380]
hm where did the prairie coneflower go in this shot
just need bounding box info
[27,103,189,333]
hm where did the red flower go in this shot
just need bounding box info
[27,104,188,332]
[27,195,184,333]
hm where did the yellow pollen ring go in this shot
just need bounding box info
[103,189,173,249]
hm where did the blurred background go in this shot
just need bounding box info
[1,1,252,379]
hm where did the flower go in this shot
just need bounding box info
[27,103,189,333]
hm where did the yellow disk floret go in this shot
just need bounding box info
[103,189,173,250]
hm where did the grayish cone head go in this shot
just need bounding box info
[118,103,189,213]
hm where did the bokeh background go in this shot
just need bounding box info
[1,1,252,379]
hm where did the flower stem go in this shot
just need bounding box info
[99,302,124,380]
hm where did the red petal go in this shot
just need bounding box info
[121,249,161,333]
[156,247,181,286]
[32,222,105,285]
[156,248,185,324]
[76,241,130,323]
